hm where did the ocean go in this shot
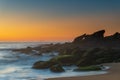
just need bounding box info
[0,42,107,80]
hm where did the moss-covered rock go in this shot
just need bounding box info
[76,48,102,66]
[32,60,59,69]
[74,65,101,71]
[32,47,120,70]
[77,48,120,66]
[32,61,49,69]
[50,64,65,72]
[50,55,76,66]
[32,54,79,69]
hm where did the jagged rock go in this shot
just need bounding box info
[91,30,105,39]
[73,30,105,43]
[105,32,120,41]
[73,34,86,43]
[77,48,120,66]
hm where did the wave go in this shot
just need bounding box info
[0,67,17,74]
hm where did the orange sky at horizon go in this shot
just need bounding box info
[0,11,120,42]
[0,0,120,42]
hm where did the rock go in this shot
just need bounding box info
[32,59,61,69]
[33,55,79,69]
[13,30,120,70]
[33,48,120,70]
[77,48,120,66]
[91,30,105,39]
[32,60,58,69]
[73,30,105,43]
[50,64,65,72]
[73,34,86,43]
[32,61,50,69]
[13,30,120,55]
[32,59,65,72]
[114,32,120,39]
[105,32,120,41]
[76,48,102,66]
[74,65,101,71]
[12,46,33,54]
[50,55,77,66]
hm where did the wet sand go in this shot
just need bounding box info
[46,63,120,80]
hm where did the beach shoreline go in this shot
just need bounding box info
[45,63,120,80]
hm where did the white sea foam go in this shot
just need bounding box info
[0,67,17,74]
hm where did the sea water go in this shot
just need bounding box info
[0,42,107,80]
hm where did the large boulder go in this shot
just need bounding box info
[50,55,77,66]
[32,55,75,69]
[32,60,58,69]
[33,61,65,72]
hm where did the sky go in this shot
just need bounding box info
[0,0,120,42]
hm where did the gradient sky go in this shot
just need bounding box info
[0,0,120,41]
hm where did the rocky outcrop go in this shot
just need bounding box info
[105,32,120,41]
[50,55,78,66]
[32,60,58,69]
[32,55,78,70]
[73,30,105,43]
[73,34,86,43]
[31,30,120,72]
[73,30,120,43]
[13,30,120,55]
[72,30,120,49]
[76,48,120,66]
[33,47,120,71]
[91,30,105,39]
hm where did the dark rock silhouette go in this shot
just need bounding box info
[72,30,120,49]
[105,32,120,41]
[73,34,86,43]
[73,30,105,43]
[91,30,105,39]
